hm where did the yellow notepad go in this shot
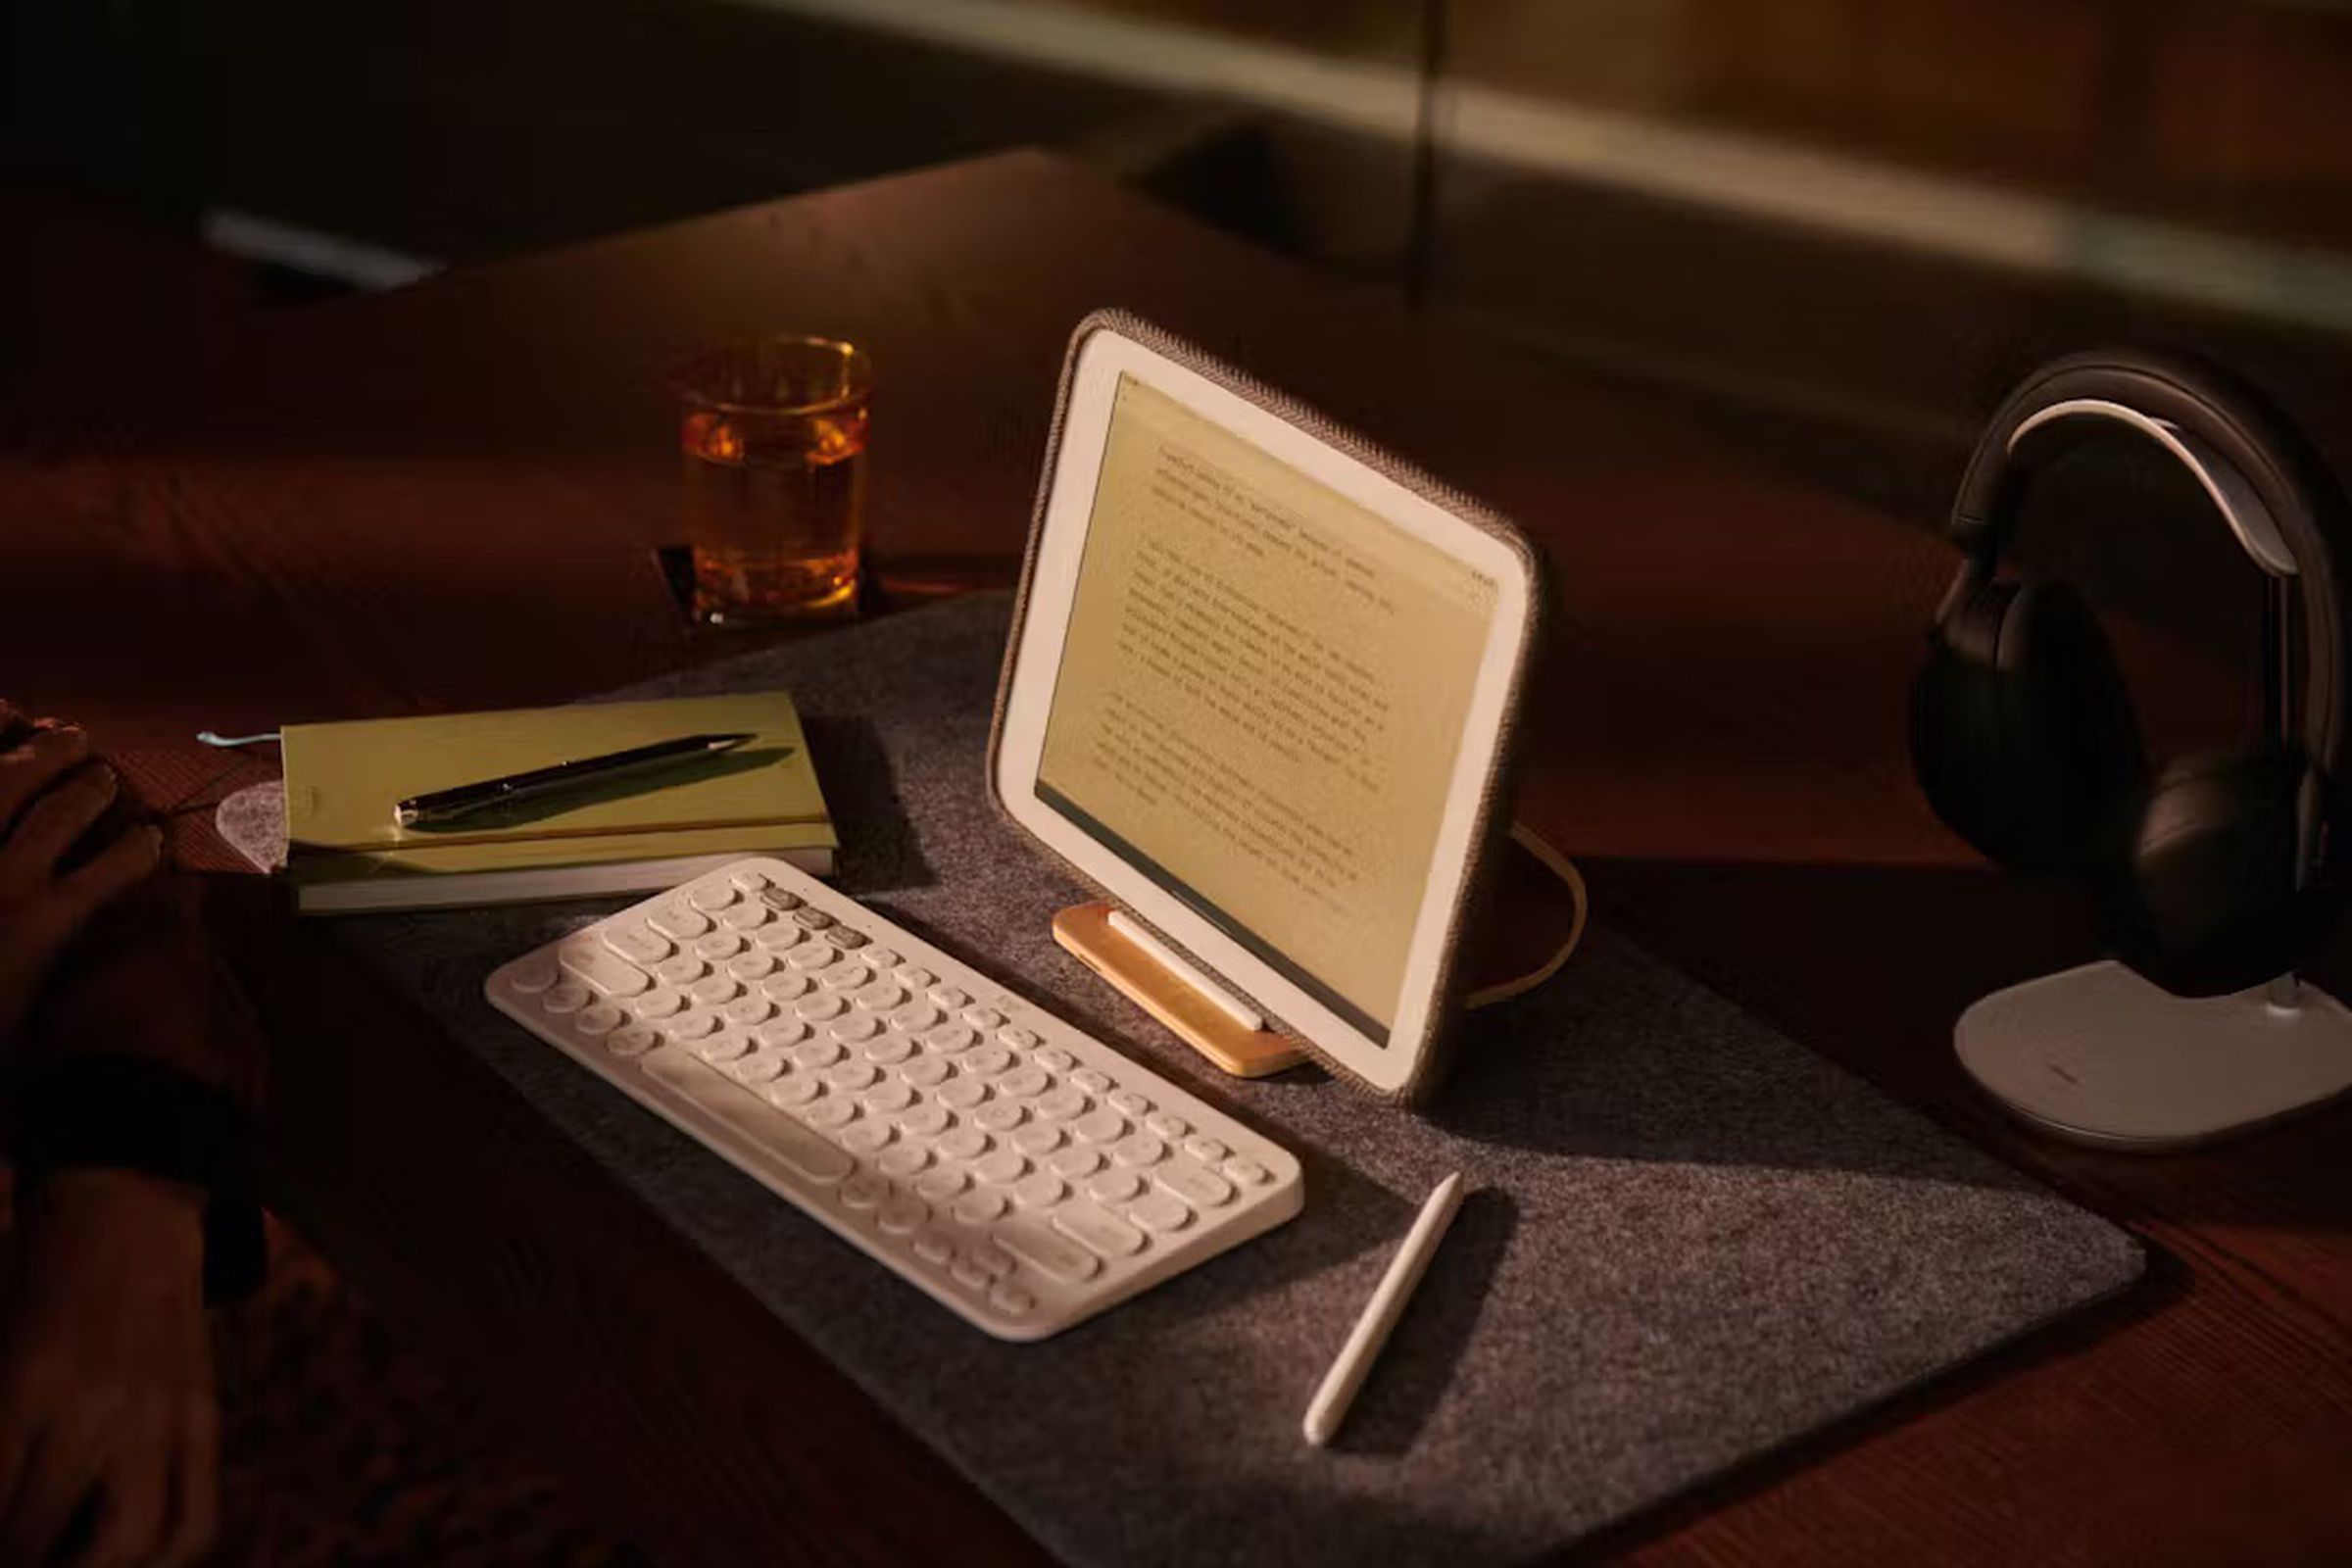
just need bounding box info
[281,693,835,913]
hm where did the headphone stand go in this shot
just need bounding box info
[1955,962,2352,1150]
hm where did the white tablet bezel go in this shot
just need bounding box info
[994,320,1537,1098]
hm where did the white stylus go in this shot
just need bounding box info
[1303,1170,1466,1446]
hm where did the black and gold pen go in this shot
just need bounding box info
[394,732,755,828]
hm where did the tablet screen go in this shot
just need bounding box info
[1036,373,1500,1044]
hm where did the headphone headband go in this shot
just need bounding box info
[1943,352,2348,845]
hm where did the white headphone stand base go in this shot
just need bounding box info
[1955,961,2352,1151]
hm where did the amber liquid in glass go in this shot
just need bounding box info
[680,404,867,624]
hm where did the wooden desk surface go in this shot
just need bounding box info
[6,151,2349,1567]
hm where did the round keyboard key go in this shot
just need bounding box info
[823,1061,880,1092]
[727,952,778,982]
[1130,1191,1194,1233]
[1075,1109,1127,1145]
[936,1128,991,1161]
[890,1002,942,1034]
[861,1080,915,1114]
[650,903,711,940]
[898,1103,953,1138]
[1071,1069,1112,1094]
[656,956,707,987]
[855,981,906,1012]
[762,972,812,1002]
[930,986,974,1010]
[1050,1147,1103,1179]
[937,1079,989,1111]
[953,1191,1008,1226]
[973,1150,1027,1187]
[878,1197,927,1236]
[1146,1112,1191,1141]
[1011,1124,1065,1157]
[755,920,807,951]
[989,1282,1036,1317]
[1013,1172,1066,1209]
[606,1025,660,1057]
[915,1168,968,1203]
[689,976,741,1006]
[1225,1157,1272,1186]
[839,1121,894,1155]
[973,1101,1026,1134]
[664,1010,719,1041]
[998,1067,1052,1100]
[820,961,872,991]
[865,1035,916,1067]
[760,887,803,911]
[721,996,772,1027]
[963,1047,1013,1078]
[729,867,772,892]
[832,928,868,950]
[574,1003,624,1036]
[688,882,740,911]
[951,1256,992,1290]
[829,1013,883,1044]
[732,1050,789,1084]
[878,1145,931,1178]
[804,1099,858,1130]
[505,956,559,994]
[903,1054,953,1087]
[792,907,835,931]
[961,1004,1003,1029]
[1088,1170,1144,1203]
[1037,1088,1089,1122]
[752,1018,809,1052]
[694,932,746,961]
[796,993,847,1022]
[1113,1135,1167,1168]
[630,986,686,1019]
[1183,1137,1229,1163]
[1107,1090,1152,1116]
[766,1076,821,1107]
[765,1075,822,1106]
[895,966,937,990]
[967,1243,1014,1278]
[793,1040,844,1069]
[541,981,590,1014]
[696,1031,752,1063]
[924,1022,977,1054]
[912,1230,956,1264]
[839,1174,886,1209]
[788,943,838,971]
[1000,1027,1041,1051]
[1033,1046,1073,1072]
[863,948,903,970]
[720,903,770,931]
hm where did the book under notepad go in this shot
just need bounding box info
[282,693,834,913]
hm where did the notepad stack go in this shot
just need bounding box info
[281,693,835,914]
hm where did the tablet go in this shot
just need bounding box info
[990,313,1544,1102]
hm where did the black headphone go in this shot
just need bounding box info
[1909,349,2350,997]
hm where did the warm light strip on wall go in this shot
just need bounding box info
[741,0,2352,335]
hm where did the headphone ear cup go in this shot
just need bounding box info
[2090,743,2333,996]
[1909,578,2149,870]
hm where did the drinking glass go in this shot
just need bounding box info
[666,335,872,625]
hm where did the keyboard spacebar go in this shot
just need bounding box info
[639,1053,853,1185]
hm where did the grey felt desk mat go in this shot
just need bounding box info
[332,594,2143,1568]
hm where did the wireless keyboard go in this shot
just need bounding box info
[485,858,1303,1340]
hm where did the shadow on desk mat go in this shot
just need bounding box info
[337,594,2145,1568]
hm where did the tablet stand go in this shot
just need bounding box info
[1054,822,1588,1079]
[1955,962,2352,1150]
